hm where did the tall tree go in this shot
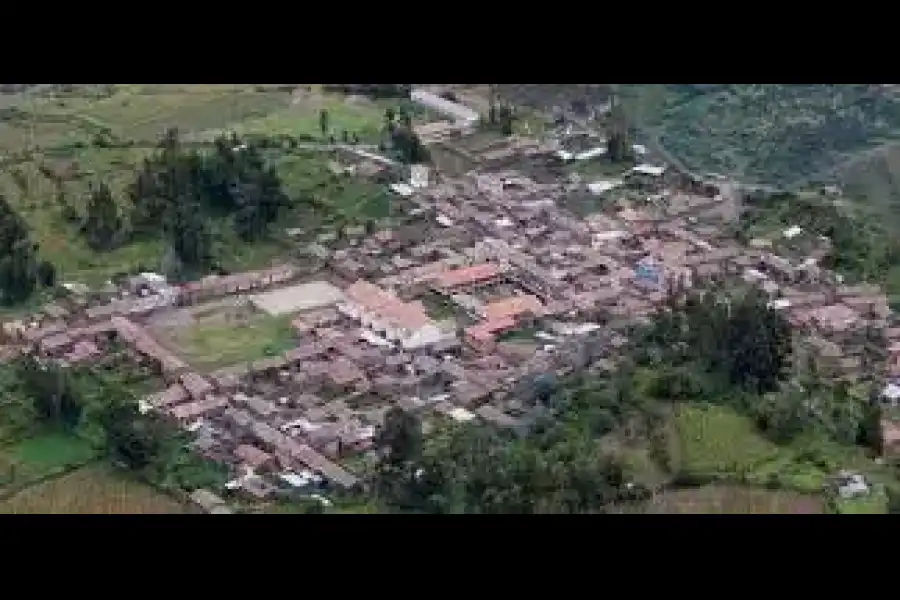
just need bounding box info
[319,109,330,138]
[0,195,40,305]
[82,182,123,251]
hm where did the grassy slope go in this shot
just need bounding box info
[0,85,392,286]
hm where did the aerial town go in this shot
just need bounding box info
[1,85,898,513]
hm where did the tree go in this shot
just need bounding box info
[888,487,900,514]
[97,392,167,471]
[36,260,55,288]
[319,109,330,138]
[374,407,423,510]
[13,356,83,430]
[378,407,422,466]
[605,95,633,163]
[722,289,793,393]
[164,188,214,275]
[82,182,123,251]
[129,130,291,262]
[497,105,515,136]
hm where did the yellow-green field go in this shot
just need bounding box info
[153,311,297,372]
[0,465,186,514]
[671,404,783,477]
[196,92,390,143]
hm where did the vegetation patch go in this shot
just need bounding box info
[672,404,782,479]
[834,490,888,514]
[497,325,540,343]
[211,92,388,143]
[0,431,97,491]
[274,152,394,230]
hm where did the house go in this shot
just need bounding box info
[432,263,501,292]
[168,395,229,424]
[190,488,229,514]
[464,317,517,353]
[835,471,870,499]
[234,444,275,472]
[481,295,544,323]
[180,371,213,402]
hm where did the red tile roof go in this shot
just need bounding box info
[434,263,500,289]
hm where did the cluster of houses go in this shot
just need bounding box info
[5,96,900,511]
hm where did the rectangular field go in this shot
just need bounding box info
[0,465,187,514]
[61,86,293,141]
[0,431,98,491]
[637,485,824,514]
[153,309,297,372]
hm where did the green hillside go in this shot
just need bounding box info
[619,84,900,186]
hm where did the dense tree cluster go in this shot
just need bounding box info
[77,129,294,279]
[380,108,429,165]
[126,129,291,276]
[373,405,647,514]
[0,195,55,305]
[634,283,881,447]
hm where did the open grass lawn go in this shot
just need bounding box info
[0,464,187,514]
[156,312,296,372]
[0,431,98,490]
[636,485,824,514]
[13,431,96,469]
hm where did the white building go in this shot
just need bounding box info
[339,280,450,350]
[410,89,479,125]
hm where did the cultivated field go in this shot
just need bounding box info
[0,465,187,514]
[672,404,782,477]
[637,485,824,514]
